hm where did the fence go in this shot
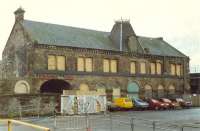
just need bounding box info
[52,114,200,131]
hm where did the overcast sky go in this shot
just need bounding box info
[0,0,199,67]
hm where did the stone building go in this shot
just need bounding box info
[1,8,190,100]
[190,73,200,94]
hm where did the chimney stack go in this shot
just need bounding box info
[14,7,25,23]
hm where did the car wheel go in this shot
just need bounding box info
[155,106,159,110]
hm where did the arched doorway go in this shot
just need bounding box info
[168,85,175,97]
[40,79,71,94]
[157,85,164,98]
[144,85,152,98]
[40,79,71,112]
[127,82,140,99]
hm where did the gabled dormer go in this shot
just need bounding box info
[110,19,143,53]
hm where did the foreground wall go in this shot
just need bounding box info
[0,94,58,117]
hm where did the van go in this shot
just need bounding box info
[113,97,134,109]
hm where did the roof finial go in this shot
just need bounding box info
[14,7,25,23]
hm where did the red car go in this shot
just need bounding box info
[159,98,176,109]
[148,99,169,110]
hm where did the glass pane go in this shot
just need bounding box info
[130,62,136,74]
[150,63,156,74]
[103,59,110,72]
[77,57,84,71]
[85,58,92,72]
[48,55,56,70]
[176,64,181,76]
[156,63,162,74]
[110,60,117,73]
[171,64,176,75]
[57,56,65,71]
[140,62,146,74]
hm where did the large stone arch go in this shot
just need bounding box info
[157,84,164,98]
[144,84,153,98]
[127,81,140,99]
[168,85,175,96]
[14,80,30,94]
[40,79,71,94]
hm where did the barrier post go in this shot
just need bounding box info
[153,121,156,131]
[110,113,112,131]
[8,120,12,131]
[131,118,134,131]
[181,126,184,131]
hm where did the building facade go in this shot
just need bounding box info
[1,8,190,100]
[190,73,200,94]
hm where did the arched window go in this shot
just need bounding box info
[14,80,30,94]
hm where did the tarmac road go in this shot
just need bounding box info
[1,108,200,131]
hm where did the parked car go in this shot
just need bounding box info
[147,98,169,110]
[159,98,178,109]
[172,98,192,108]
[132,98,149,110]
[108,97,134,111]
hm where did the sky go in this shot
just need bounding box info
[0,0,199,68]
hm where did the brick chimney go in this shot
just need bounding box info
[14,7,25,23]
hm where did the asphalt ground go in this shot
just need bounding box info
[1,108,200,131]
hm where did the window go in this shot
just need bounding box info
[176,64,181,76]
[170,64,176,75]
[103,59,110,72]
[57,56,65,71]
[103,59,118,73]
[150,63,156,74]
[77,57,93,72]
[48,55,66,71]
[85,58,93,72]
[156,63,162,74]
[77,57,84,71]
[110,60,117,73]
[170,63,182,76]
[140,62,146,74]
[130,61,136,74]
[48,55,56,70]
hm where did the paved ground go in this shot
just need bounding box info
[1,108,200,131]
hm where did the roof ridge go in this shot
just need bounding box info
[24,19,110,34]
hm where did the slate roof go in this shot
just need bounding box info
[22,20,186,57]
[137,36,186,57]
[23,20,118,50]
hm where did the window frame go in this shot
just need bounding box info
[77,57,93,72]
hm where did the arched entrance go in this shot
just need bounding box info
[40,79,71,94]
[157,85,164,98]
[168,85,175,97]
[127,82,140,99]
[144,85,152,98]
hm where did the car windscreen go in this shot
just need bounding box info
[163,99,171,103]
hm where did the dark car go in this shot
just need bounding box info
[148,99,169,110]
[133,98,149,110]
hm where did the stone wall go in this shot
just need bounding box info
[0,94,58,118]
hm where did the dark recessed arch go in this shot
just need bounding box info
[40,79,72,94]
